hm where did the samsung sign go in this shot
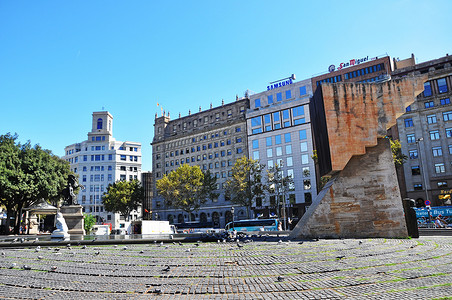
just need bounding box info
[328,56,378,72]
[267,78,294,91]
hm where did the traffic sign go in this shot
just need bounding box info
[425,200,431,206]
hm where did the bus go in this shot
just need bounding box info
[225,219,279,232]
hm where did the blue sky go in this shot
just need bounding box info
[1,0,451,171]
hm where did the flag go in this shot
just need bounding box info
[144,208,149,213]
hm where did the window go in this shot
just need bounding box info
[276,92,282,101]
[305,192,312,204]
[286,144,292,155]
[264,114,271,131]
[301,154,309,164]
[414,184,423,191]
[427,114,437,124]
[252,140,259,149]
[292,106,304,117]
[267,160,274,168]
[254,98,261,108]
[267,148,273,158]
[438,78,448,93]
[236,127,241,132]
[235,137,242,143]
[267,95,274,105]
[407,134,415,143]
[449,145,452,154]
[440,98,450,105]
[411,166,420,175]
[97,118,103,129]
[424,82,432,97]
[300,142,308,152]
[299,130,307,140]
[430,130,440,140]
[424,101,434,108]
[303,179,311,190]
[253,151,259,160]
[251,117,262,127]
[282,109,290,127]
[300,86,307,96]
[406,105,411,112]
[286,156,293,167]
[409,149,418,159]
[266,137,272,146]
[432,147,442,157]
[438,181,448,188]
[404,118,414,127]
[435,163,445,173]
[284,133,291,143]
[276,147,282,156]
[285,90,291,99]
[443,111,452,121]
[302,167,310,177]
[275,135,281,145]
[236,147,243,154]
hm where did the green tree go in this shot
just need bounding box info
[266,163,294,230]
[102,180,143,221]
[156,164,214,221]
[84,213,96,234]
[0,133,71,234]
[224,156,265,219]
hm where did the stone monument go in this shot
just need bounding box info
[290,74,427,239]
[60,175,85,237]
[51,212,70,239]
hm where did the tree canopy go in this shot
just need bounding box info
[224,156,265,218]
[102,179,143,221]
[156,164,218,220]
[0,133,72,234]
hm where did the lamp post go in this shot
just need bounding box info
[416,138,432,226]
[231,207,235,231]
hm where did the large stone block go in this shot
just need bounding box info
[290,138,408,239]
[60,205,85,237]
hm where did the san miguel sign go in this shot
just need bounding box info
[328,56,378,72]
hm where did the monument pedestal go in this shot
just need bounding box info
[60,205,85,238]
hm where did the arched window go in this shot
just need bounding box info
[97,118,103,129]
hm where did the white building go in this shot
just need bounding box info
[62,111,142,229]
[247,78,317,224]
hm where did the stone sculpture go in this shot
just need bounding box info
[62,174,84,206]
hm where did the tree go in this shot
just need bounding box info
[102,179,143,221]
[266,162,294,230]
[0,133,72,234]
[390,138,407,168]
[84,213,96,234]
[156,164,214,221]
[224,157,265,219]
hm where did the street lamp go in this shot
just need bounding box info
[231,207,235,231]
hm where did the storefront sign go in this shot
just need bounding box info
[329,56,378,72]
[267,78,293,91]
[414,206,452,218]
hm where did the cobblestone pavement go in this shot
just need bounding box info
[0,237,451,299]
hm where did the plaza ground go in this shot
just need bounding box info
[0,235,451,299]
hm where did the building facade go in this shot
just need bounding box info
[392,54,452,207]
[312,55,392,91]
[141,171,153,220]
[247,78,316,222]
[62,111,142,229]
[151,99,249,228]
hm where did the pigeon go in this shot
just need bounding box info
[336,255,346,260]
[194,243,200,247]
[410,245,416,249]
[76,241,81,246]
[277,276,285,282]
[35,246,41,252]
[9,263,16,269]
[54,248,60,252]
[185,248,191,252]
[278,240,283,244]
[37,256,44,260]
[217,240,220,243]
[23,265,31,270]
[298,241,304,245]
[315,237,320,241]
[82,245,87,249]
[123,246,128,250]
[237,243,243,248]
[12,238,18,243]
[1,251,5,256]
[229,247,234,250]
[21,238,25,243]
[179,242,183,246]
[359,240,363,245]
[50,266,57,272]
[140,250,144,254]
[170,235,174,240]
[95,251,100,255]
[160,241,164,246]
[173,242,177,245]
[165,246,169,250]
[162,266,171,272]
[66,244,71,248]
[154,288,162,294]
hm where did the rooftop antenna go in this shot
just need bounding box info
[269,74,296,84]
